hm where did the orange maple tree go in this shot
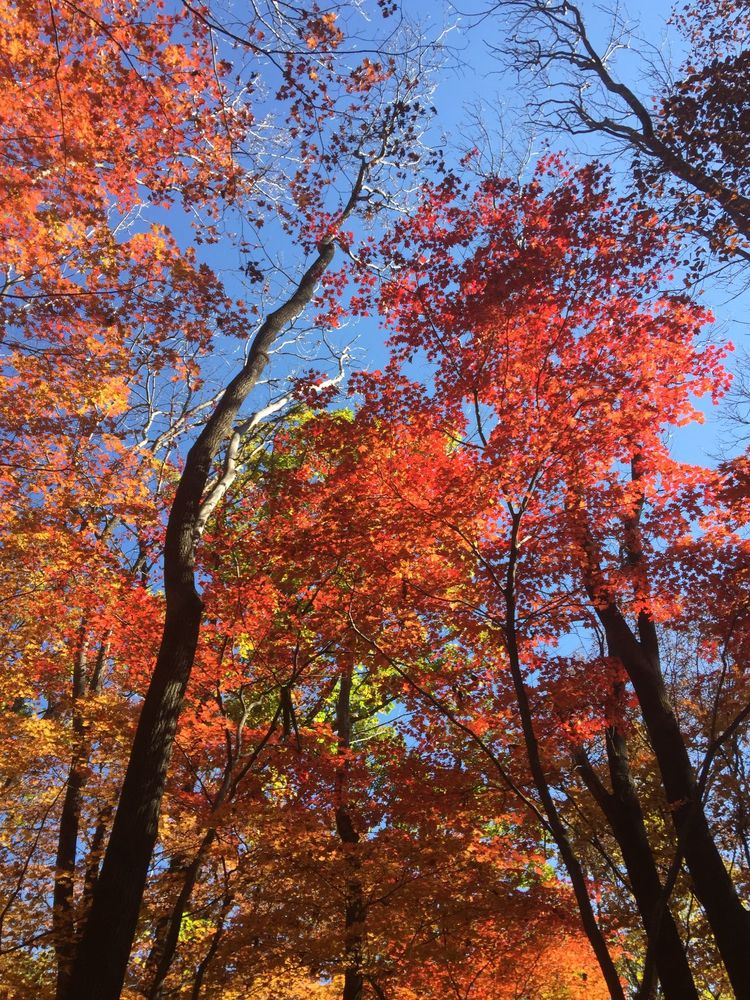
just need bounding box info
[2,0,749,998]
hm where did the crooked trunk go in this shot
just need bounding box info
[66,236,340,1000]
[146,703,281,996]
[147,830,217,999]
[190,889,234,1000]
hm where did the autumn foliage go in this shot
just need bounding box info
[1,0,749,998]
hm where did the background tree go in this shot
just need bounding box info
[492,0,750,268]
[338,158,748,995]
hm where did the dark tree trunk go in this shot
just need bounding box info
[503,514,625,1000]
[575,725,698,999]
[575,458,750,996]
[53,627,88,1000]
[336,669,366,1000]
[66,221,352,998]
[598,604,750,996]
[147,830,217,999]
[190,890,233,1000]
[146,704,281,997]
[53,633,109,999]
[79,804,113,919]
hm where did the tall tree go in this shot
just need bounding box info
[493,0,750,265]
[345,158,748,995]
[2,0,430,994]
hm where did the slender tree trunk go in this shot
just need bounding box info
[597,604,750,996]
[190,890,233,1000]
[146,703,280,996]
[53,634,110,999]
[65,217,353,997]
[53,626,88,1000]
[79,804,113,920]
[575,723,698,999]
[576,460,750,995]
[504,512,625,1000]
[147,830,217,999]
[336,668,366,1000]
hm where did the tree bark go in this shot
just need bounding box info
[53,633,109,999]
[336,668,366,1000]
[503,512,625,1000]
[65,179,363,994]
[146,703,281,997]
[53,626,88,1000]
[596,604,750,996]
[575,727,698,999]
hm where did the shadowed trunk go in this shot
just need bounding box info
[503,511,625,1000]
[53,632,108,1000]
[597,604,750,996]
[146,702,281,997]
[575,722,698,999]
[53,627,88,999]
[575,454,750,996]
[65,204,358,997]
[191,889,234,1000]
[336,668,366,1000]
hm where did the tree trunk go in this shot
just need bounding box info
[53,627,88,1000]
[147,830,217,999]
[336,668,366,1000]
[503,514,625,1000]
[575,726,698,999]
[598,604,750,996]
[146,703,281,997]
[53,633,109,999]
[190,890,234,1000]
[66,228,346,999]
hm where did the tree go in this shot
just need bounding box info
[493,0,750,265]
[337,158,748,995]
[193,405,613,998]
[2,0,432,994]
[3,1,749,996]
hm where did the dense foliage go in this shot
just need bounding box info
[1,0,748,997]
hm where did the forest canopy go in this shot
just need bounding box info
[1,0,749,997]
